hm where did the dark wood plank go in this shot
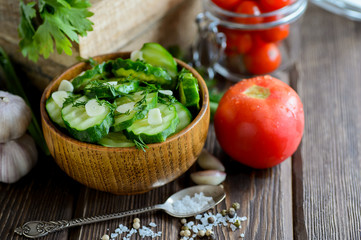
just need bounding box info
[0,157,80,239]
[295,4,361,239]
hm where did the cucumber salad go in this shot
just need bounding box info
[46,43,201,150]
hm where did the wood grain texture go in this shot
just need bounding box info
[40,52,210,195]
[296,4,361,239]
[0,0,200,90]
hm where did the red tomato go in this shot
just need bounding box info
[243,42,281,74]
[212,0,242,10]
[234,1,263,24]
[260,0,291,12]
[261,24,289,42]
[214,75,304,168]
[222,29,253,54]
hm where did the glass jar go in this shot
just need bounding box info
[193,0,308,81]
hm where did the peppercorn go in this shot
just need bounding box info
[228,207,236,218]
[208,216,215,224]
[233,219,241,228]
[221,209,227,216]
[232,202,240,210]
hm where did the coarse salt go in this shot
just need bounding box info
[171,192,215,215]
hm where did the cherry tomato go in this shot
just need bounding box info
[243,42,281,74]
[212,0,242,10]
[260,0,291,12]
[222,28,253,55]
[234,1,263,24]
[214,75,304,169]
[261,24,289,42]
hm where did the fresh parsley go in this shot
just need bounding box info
[18,0,94,62]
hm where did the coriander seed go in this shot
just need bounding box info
[197,230,206,237]
[232,202,240,210]
[184,229,191,237]
[133,218,140,223]
[133,221,140,229]
[181,226,189,231]
[101,234,110,240]
[180,218,187,224]
[180,230,185,237]
[205,229,213,237]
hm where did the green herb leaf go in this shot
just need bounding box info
[18,0,94,62]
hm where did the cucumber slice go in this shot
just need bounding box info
[84,79,139,99]
[98,132,135,147]
[112,91,158,132]
[125,102,179,144]
[62,96,113,143]
[72,61,113,92]
[58,80,74,92]
[138,42,178,78]
[46,92,72,128]
[173,101,192,134]
[178,69,200,109]
[112,58,176,89]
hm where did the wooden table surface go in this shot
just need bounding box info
[1,4,361,240]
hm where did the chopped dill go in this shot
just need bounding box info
[133,136,148,152]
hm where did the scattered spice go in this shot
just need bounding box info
[232,202,241,210]
[101,234,110,240]
[228,207,236,218]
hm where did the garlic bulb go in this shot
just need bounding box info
[0,134,38,183]
[0,91,32,143]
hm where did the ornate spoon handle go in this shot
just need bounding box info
[14,204,163,239]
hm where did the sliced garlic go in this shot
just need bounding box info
[85,99,105,117]
[130,50,143,61]
[159,90,173,96]
[197,149,225,171]
[148,108,163,125]
[58,80,74,92]
[116,102,136,113]
[52,91,68,108]
[190,170,226,185]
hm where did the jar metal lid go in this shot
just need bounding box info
[203,0,308,30]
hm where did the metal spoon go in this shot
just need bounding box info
[14,185,226,239]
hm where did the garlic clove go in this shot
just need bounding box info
[85,99,106,117]
[52,91,69,108]
[197,149,225,171]
[158,90,173,96]
[190,170,226,186]
[0,91,32,143]
[58,80,74,92]
[130,50,143,61]
[148,108,163,125]
[0,134,38,183]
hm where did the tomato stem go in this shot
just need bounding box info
[243,85,270,99]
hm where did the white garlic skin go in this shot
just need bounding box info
[0,134,38,183]
[0,91,32,143]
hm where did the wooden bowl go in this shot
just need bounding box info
[40,52,210,195]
